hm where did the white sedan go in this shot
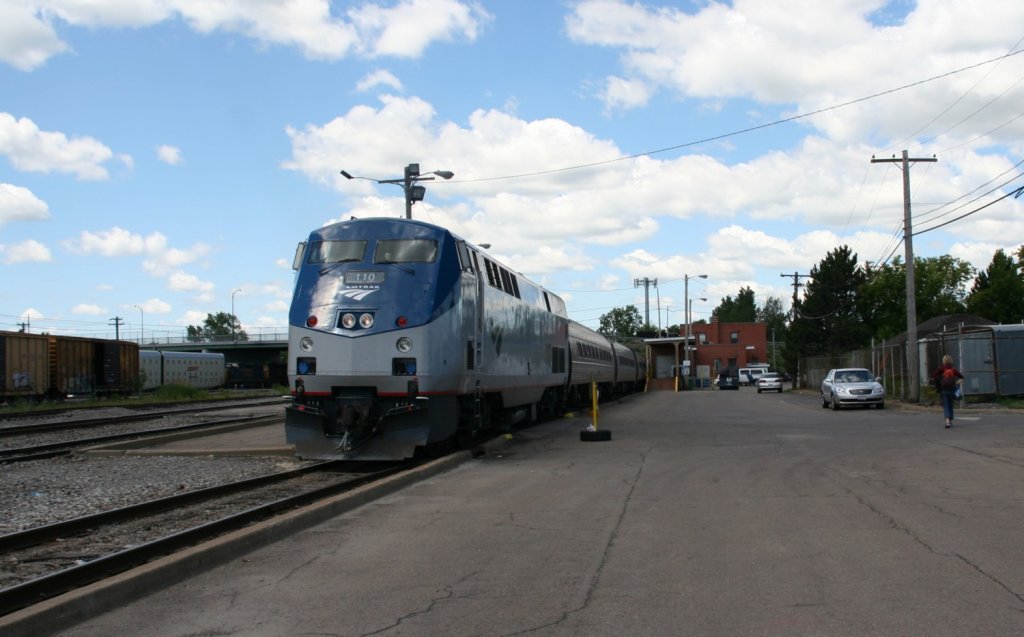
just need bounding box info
[756,373,783,393]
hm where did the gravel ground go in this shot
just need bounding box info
[1,454,309,535]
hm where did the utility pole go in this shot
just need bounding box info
[634,277,657,327]
[871,150,937,402]
[779,272,810,390]
[779,272,811,315]
[109,316,124,340]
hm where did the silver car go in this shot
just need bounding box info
[821,368,885,410]
[756,372,783,393]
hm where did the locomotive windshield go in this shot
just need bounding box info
[373,239,438,263]
[306,240,367,264]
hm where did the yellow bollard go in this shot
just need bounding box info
[581,380,611,441]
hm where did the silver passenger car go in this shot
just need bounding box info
[820,368,885,410]
[756,372,783,393]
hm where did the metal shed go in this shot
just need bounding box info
[937,324,1024,397]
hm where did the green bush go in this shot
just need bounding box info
[153,383,205,401]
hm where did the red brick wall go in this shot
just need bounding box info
[690,320,768,373]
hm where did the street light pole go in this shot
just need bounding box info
[231,288,242,341]
[683,274,708,380]
[133,304,144,345]
[340,164,454,220]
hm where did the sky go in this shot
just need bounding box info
[2,0,1024,341]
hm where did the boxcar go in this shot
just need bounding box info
[50,335,139,397]
[139,350,225,390]
[0,331,51,401]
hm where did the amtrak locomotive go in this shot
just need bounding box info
[285,218,645,460]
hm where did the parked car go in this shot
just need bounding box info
[820,368,885,410]
[756,372,783,393]
[717,370,740,390]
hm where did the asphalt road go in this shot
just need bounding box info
[54,387,1024,636]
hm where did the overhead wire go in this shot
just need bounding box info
[449,50,1024,184]
[890,33,1024,153]
[913,172,1024,236]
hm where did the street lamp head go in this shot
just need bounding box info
[340,170,353,179]
[433,170,454,180]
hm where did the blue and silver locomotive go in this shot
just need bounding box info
[285,217,645,460]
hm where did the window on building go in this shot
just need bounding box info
[698,332,708,345]
[730,331,739,344]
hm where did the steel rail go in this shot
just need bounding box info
[0,463,411,616]
[0,415,281,464]
[0,397,285,436]
[0,460,348,552]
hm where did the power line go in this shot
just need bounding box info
[913,182,1024,237]
[892,34,1024,153]
[451,50,1024,184]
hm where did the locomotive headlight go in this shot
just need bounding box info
[341,313,356,329]
[396,337,413,352]
[359,313,374,328]
[299,336,314,352]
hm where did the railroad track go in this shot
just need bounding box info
[0,459,411,616]
[0,397,286,436]
[0,414,281,463]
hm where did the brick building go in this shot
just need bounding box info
[691,316,769,376]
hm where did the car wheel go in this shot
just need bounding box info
[821,393,829,408]
[757,388,762,394]
[777,388,783,393]
[831,396,840,411]
[877,402,885,409]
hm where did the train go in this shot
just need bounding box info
[0,331,140,401]
[0,331,237,402]
[284,217,647,460]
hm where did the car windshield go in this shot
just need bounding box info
[836,370,873,383]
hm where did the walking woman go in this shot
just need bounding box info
[932,354,964,429]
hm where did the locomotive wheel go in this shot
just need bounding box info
[580,429,612,442]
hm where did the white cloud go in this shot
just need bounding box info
[356,69,403,93]
[1,239,52,263]
[281,90,1024,287]
[63,226,210,274]
[566,0,1024,149]
[1,0,491,70]
[347,0,491,58]
[0,183,49,226]
[156,145,183,165]
[167,270,215,296]
[135,298,172,314]
[0,2,67,71]
[72,303,108,315]
[0,113,118,180]
[599,76,653,111]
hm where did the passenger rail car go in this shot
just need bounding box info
[285,217,646,460]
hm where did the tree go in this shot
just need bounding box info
[860,255,973,340]
[598,305,643,337]
[187,312,247,342]
[787,245,868,357]
[712,286,757,323]
[966,249,1024,323]
[757,295,788,368]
